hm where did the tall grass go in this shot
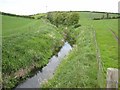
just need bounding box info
[2,15,64,88]
[42,26,98,88]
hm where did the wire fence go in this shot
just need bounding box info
[84,13,119,88]
[93,29,119,88]
[92,28,106,88]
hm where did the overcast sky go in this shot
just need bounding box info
[0,0,120,15]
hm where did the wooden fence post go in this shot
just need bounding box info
[107,68,118,88]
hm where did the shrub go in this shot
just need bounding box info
[67,12,79,25]
[47,12,79,27]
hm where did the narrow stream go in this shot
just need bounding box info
[15,42,72,88]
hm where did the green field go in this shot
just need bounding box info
[2,11,118,88]
[91,12,118,19]
[79,12,118,69]
[92,19,118,68]
[2,15,64,88]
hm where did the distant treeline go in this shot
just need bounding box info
[47,11,120,14]
[93,11,120,20]
[60,11,120,14]
[91,11,120,15]
[1,12,34,19]
[47,11,80,27]
[93,14,120,20]
[93,16,120,20]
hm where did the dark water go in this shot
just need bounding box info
[16,42,72,88]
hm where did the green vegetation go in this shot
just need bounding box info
[42,11,118,88]
[2,12,34,19]
[42,26,98,88]
[81,12,118,87]
[47,12,79,27]
[30,13,46,19]
[92,19,118,69]
[92,19,118,87]
[79,12,118,70]
[2,11,118,88]
[91,12,119,20]
[79,11,118,70]
[2,15,37,36]
[2,15,64,88]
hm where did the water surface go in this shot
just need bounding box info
[16,42,72,88]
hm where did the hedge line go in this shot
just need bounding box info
[1,12,34,19]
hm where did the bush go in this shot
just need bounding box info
[67,12,79,25]
[47,12,79,27]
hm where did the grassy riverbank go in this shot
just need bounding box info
[42,26,98,88]
[2,15,64,88]
[42,11,118,88]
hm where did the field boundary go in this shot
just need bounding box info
[92,28,106,88]
[0,12,2,89]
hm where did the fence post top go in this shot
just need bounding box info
[107,68,118,71]
[107,68,118,88]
